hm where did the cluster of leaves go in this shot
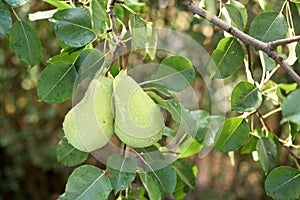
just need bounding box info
[1,0,300,199]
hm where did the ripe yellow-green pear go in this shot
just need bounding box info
[63,74,114,152]
[113,70,164,148]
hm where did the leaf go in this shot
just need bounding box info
[130,14,147,50]
[256,137,278,174]
[50,8,96,47]
[48,47,83,64]
[259,51,276,71]
[37,61,77,103]
[229,0,247,29]
[296,42,300,64]
[5,0,28,7]
[56,137,88,167]
[64,165,111,199]
[9,21,42,67]
[190,110,210,143]
[282,89,300,126]
[107,154,137,195]
[215,117,250,152]
[265,166,300,200]
[91,0,107,33]
[145,25,157,60]
[240,136,259,154]
[210,37,244,78]
[231,81,262,112]
[139,168,161,200]
[172,159,196,188]
[147,92,197,137]
[74,48,105,82]
[146,160,177,198]
[0,0,12,35]
[151,56,195,92]
[177,137,202,159]
[249,11,288,42]
[43,0,72,9]
[224,4,244,30]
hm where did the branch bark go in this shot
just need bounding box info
[179,0,300,85]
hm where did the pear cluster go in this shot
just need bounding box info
[63,70,165,152]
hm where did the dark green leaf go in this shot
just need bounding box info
[229,0,247,29]
[215,117,250,152]
[56,137,88,167]
[9,21,42,67]
[256,137,278,173]
[147,160,177,198]
[74,48,105,82]
[43,0,72,9]
[240,136,259,154]
[210,37,244,78]
[290,122,299,141]
[231,81,262,112]
[282,89,300,126]
[249,11,288,42]
[224,4,244,30]
[50,8,96,47]
[296,42,300,64]
[91,0,107,33]
[147,92,197,137]
[64,165,111,199]
[190,110,210,143]
[151,56,195,92]
[37,61,77,103]
[260,51,276,71]
[265,166,300,200]
[0,0,12,35]
[139,168,161,200]
[5,0,28,7]
[172,159,196,188]
[107,154,137,195]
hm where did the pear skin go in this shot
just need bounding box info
[63,74,114,152]
[114,70,164,148]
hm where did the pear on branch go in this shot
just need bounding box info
[113,70,165,148]
[63,74,114,152]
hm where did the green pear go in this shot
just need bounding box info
[113,70,164,148]
[63,74,114,152]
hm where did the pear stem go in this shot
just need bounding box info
[106,0,129,77]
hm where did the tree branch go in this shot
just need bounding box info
[179,0,300,85]
[106,0,128,76]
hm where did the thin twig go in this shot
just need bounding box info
[268,35,300,49]
[106,0,128,76]
[179,0,300,86]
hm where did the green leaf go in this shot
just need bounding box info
[151,56,195,92]
[295,42,300,64]
[256,137,278,174]
[49,47,83,64]
[265,166,300,200]
[215,117,250,152]
[290,122,299,141]
[278,83,298,94]
[74,48,105,82]
[0,0,12,35]
[147,92,197,137]
[139,168,161,200]
[229,0,248,29]
[173,177,188,200]
[9,21,42,67]
[5,0,28,7]
[43,0,72,9]
[249,11,288,42]
[282,89,300,126]
[64,165,111,199]
[210,37,244,78]
[146,160,177,198]
[107,154,137,195]
[37,61,77,103]
[231,81,262,112]
[190,110,210,143]
[177,137,202,158]
[130,14,146,50]
[240,136,259,154]
[224,4,244,30]
[91,0,107,33]
[50,8,96,47]
[56,137,88,167]
[172,159,196,188]
[257,0,272,11]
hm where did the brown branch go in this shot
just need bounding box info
[268,35,300,49]
[106,0,128,76]
[179,0,300,86]
[256,112,300,160]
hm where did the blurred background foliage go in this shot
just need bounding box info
[1,0,299,199]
